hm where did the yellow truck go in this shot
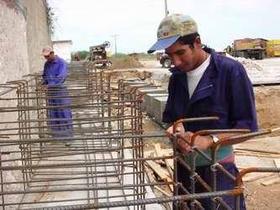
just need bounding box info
[228,38,280,59]
[267,40,280,57]
[232,38,267,60]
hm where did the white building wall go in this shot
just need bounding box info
[53,41,73,62]
[0,0,29,83]
[21,0,52,73]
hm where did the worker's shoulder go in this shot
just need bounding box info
[214,53,246,76]
[215,53,242,69]
[55,56,67,66]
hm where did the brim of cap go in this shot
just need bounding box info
[147,35,180,53]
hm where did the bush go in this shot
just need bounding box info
[71,51,89,60]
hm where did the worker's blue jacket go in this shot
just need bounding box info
[42,56,73,137]
[163,48,258,166]
[42,56,68,86]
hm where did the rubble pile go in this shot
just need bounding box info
[226,54,264,71]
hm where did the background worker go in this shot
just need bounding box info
[148,14,258,209]
[42,46,73,144]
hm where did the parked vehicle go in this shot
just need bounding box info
[267,40,280,57]
[156,52,172,68]
[89,41,112,68]
[226,38,267,60]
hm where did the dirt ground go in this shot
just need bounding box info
[137,58,280,210]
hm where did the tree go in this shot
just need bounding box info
[71,51,90,60]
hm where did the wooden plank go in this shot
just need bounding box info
[242,172,274,182]
[144,150,155,158]
[154,143,173,179]
[146,160,173,191]
[260,159,280,186]
[234,136,280,154]
[261,175,280,186]
[274,158,280,178]
[274,158,280,170]
[234,151,280,158]
[166,159,174,170]
[235,148,280,155]
[144,165,156,184]
[146,160,170,179]
[235,156,275,169]
[154,186,172,197]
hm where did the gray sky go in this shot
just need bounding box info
[49,0,280,54]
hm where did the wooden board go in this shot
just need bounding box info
[261,175,280,186]
[274,158,280,170]
[235,156,275,169]
[260,159,280,186]
[242,172,274,182]
[234,136,280,154]
[154,143,173,178]
[146,160,173,191]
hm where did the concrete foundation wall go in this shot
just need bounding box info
[0,0,29,83]
[20,0,52,73]
[0,0,51,83]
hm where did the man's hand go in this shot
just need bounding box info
[177,131,193,154]
[190,135,213,150]
[166,122,185,137]
[177,134,213,154]
[166,123,213,154]
[166,123,193,154]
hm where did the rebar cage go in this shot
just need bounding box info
[0,62,168,209]
[0,62,280,210]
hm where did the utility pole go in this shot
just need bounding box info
[164,0,169,17]
[112,34,119,55]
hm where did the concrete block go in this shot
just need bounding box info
[145,93,168,117]
[151,96,168,123]
[139,89,167,110]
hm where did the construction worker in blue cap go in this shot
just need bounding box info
[148,14,258,209]
[42,46,73,146]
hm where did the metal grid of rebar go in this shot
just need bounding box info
[0,61,280,210]
[0,62,168,210]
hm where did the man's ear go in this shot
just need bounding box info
[194,36,202,48]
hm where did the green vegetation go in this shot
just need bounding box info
[71,51,90,60]
[111,52,156,60]
[46,1,56,35]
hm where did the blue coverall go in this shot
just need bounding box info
[163,48,258,209]
[42,56,73,138]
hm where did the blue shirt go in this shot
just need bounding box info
[42,56,68,87]
[163,48,258,166]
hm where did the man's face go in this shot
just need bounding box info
[165,41,200,72]
[44,52,55,62]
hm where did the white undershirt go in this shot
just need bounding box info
[187,54,211,98]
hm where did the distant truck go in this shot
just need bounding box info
[89,41,112,68]
[229,38,267,60]
[267,40,280,57]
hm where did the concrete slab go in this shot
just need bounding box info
[151,96,168,123]
[139,89,167,110]
[144,93,168,114]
